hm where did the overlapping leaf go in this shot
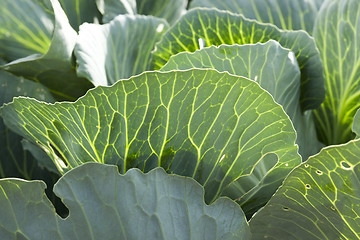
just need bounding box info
[249,139,360,239]
[190,0,321,34]
[58,0,102,31]
[313,0,360,145]
[1,0,93,101]
[161,41,322,159]
[0,58,56,177]
[1,69,301,216]
[152,8,324,111]
[97,0,187,24]
[0,0,53,61]
[75,14,168,86]
[0,163,250,239]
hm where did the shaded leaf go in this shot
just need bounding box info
[190,0,321,34]
[313,0,360,145]
[0,163,251,239]
[97,0,187,24]
[0,0,53,61]
[0,58,56,178]
[1,0,93,101]
[75,14,168,86]
[1,69,301,216]
[352,109,360,137]
[58,0,102,31]
[161,41,322,159]
[249,139,360,239]
[152,8,324,111]
[136,0,187,25]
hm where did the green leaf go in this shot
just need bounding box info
[0,163,251,239]
[1,0,93,101]
[97,0,187,24]
[1,69,301,216]
[0,58,56,178]
[249,139,360,239]
[58,0,102,31]
[136,0,187,25]
[352,109,360,137]
[151,8,325,112]
[313,0,360,145]
[160,41,322,159]
[0,0,53,61]
[75,14,168,86]
[190,0,321,34]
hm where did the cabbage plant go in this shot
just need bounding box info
[0,0,359,239]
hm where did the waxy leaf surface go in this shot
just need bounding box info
[0,163,251,239]
[1,69,301,216]
[152,8,324,111]
[161,41,321,159]
[75,14,168,86]
[250,139,360,239]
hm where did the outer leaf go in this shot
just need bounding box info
[1,69,301,216]
[313,0,360,145]
[1,0,93,101]
[75,14,168,86]
[249,139,360,240]
[160,41,322,159]
[190,0,321,34]
[97,0,187,24]
[0,163,251,239]
[58,0,102,31]
[0,0,53,61]
[152,8,324,111]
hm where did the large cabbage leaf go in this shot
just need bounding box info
[0,0,93,101]
[160,40,321,159]
[190,0,322,33]
[151,8,324,111]
[313,0,360,145]
[0,163,251,239]
[1,69,301,216]
[249,139,360,239]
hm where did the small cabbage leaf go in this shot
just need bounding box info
[0,69,301,216]
[313,0,360,145]
[151,8,324,111]
[160,40,322,159]
[0,0,93,101]
[190,0,322,34]
[75,14,168,86]
[249,139,360,239]
[0,163,251,239]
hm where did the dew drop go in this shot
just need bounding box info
[285,163,289,167]
[316,170,323,175]
[305,184,311,189]
[304,164,309,168]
